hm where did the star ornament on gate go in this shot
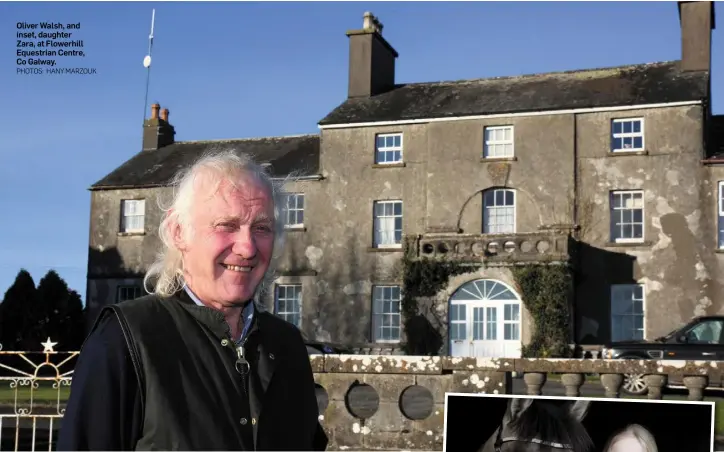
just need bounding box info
[41,337,58,353]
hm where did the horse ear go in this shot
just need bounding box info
[568,400,591,422]
[504,397,533,423]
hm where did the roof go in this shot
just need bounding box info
[318,61,710,126]
[90,134,320,190]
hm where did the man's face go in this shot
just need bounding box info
[179,173,275,306]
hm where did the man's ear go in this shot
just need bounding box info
[166,210,187,251]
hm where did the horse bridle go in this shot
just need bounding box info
[493,421,573,452]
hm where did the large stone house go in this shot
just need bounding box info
[86,2,722,357]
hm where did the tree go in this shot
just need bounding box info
[0,269,37,350]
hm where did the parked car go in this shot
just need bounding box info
[305,339,353,355]
[600,315,724,395]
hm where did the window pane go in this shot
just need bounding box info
[612,121,622,134]
[633,121,641,133]
[633,136,642,148]
[612,137,622,150]
[623,121,632,134]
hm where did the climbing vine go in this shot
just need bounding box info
[399,249,575,358]
[511,264,574,358]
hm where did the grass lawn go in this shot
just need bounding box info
[0,380,71,407]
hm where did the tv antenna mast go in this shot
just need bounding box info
[142,9,156,122]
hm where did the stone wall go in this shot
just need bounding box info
[310,355,724,451]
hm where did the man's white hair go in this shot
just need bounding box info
[604,424,658,452]
[143,148,289,300]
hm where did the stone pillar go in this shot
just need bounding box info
[560,373,585,397]
[523,372,547,396]
[643,375,667,399]
[600,374,624,398]
[683,376,708,401]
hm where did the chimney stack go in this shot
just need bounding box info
[143,102,175,151]
[345,12,399,98]
[678,1,716,72]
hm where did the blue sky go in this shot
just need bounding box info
[0,1,721,304]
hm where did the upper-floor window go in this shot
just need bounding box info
[120,199,145,233]
[375,133,403,164]
[611,118,644,152]
[373,200,402,248]
[483,126,514,158]
[275,284,302,328]
[610,190,644,243]
[611,284,645,341]
[718,182,724,249]
[483,189,515,234]
[117,285,142,303]
[283,193,305,228]
[372,285,401,343]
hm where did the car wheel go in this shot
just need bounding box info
[618,355,649,396]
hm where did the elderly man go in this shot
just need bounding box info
[58,150,327,451]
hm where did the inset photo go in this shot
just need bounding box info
[443,393,714,452]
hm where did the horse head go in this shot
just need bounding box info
[478,398,593,452]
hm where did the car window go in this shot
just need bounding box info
[686,320,724,344]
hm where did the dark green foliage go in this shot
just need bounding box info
[400,257,468,354]
[511,264,574,358]
[0,269,86,351]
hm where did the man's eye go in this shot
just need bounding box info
[217,223,236,231]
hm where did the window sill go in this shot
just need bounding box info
[608,150,648,157]
[118,232,145,237]
[367,247,404,253]
[714,249,724,254]
[371,162,406,169]
[284,225,307,232]
[605,241,652,248]
[481,156,517,163]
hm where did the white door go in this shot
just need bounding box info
[448,279,522,358]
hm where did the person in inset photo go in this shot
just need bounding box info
[602,424,658,452]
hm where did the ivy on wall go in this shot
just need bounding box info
[511,264,574,358]
[400,252,574,358]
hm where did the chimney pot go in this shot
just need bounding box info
[160,108,169,122]
[143,102,175,151]
[150,103,160,119]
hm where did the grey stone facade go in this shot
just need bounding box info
[86,3,722,354]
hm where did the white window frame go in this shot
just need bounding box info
[610,284,645,342]
[373,200,403,248]
[718,182,724,249]
[274,284,302,328]
[610,190,645,243]
[483,188,516,234]
[117,285,142,303]
[483,125,515,158]
[371,285,402,343]
[611,118,645,152]
[375,133,403,164]
[283,193,305,229]
[120,199,145,233]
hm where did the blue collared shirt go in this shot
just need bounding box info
[183,285,255,344]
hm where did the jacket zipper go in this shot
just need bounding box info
[229,334,250,396]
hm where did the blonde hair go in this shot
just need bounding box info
[143,148,290,300]
[603,424,658,452]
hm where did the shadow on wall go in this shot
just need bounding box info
[85,245,134,329]
[575,241,636,345]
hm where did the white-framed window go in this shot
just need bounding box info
[718,182,724,249]
[375,133,403,164]
[373,200,402,247]
[283,193,305,228]
[611,118,644,152]
[483,125,514,158]
[372,285,401,342]
[120,199,145,233]
[610,190,644,243]
[611,284,645,341]
[503,304,520,341]
[117,285,142,303]
[483,189,516,234]
[274,284,302,328]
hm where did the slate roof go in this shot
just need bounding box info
[90,134,320,190]
[318,61,710,126]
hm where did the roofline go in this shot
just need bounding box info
[173,133,319,145]
[88,174,325,191]
[317,100,704,130]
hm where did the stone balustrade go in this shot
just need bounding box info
[411,231,571,263]
[310,355,723,451]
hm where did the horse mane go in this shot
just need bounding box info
[508,400,593,452]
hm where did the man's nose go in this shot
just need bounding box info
[232,227,257,259]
